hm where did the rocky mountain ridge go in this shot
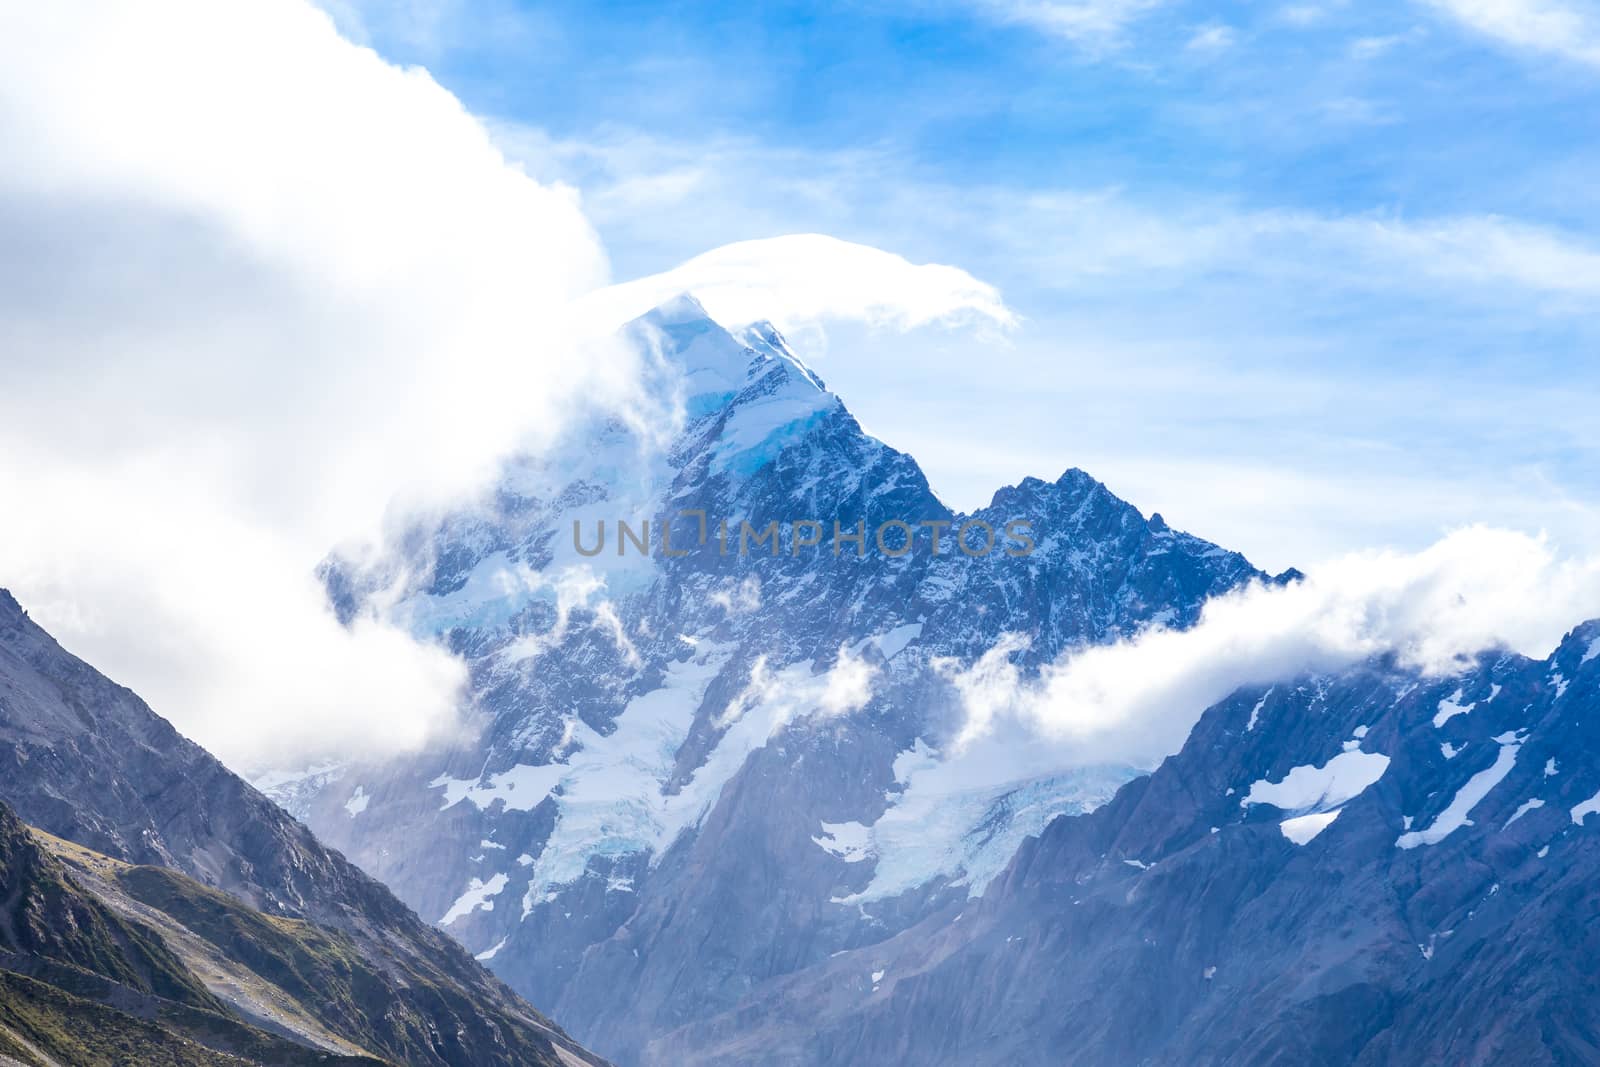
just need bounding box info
[281,296,1287,1062]
[0,588,605,1067]
[659,622,1600,1064]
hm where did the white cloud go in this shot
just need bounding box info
[498,567,639,667]
[1186,24,1238,52]
[719,646,877,729]
[506,125,1600,308]
[1423,0,1600,67]
[971,0,1167,46]
[0,2,1009,767]
[579,234,1016,338]
[944,527,1600,767]
[708,576,764,616]
[0,0,613,766]
[968,195,1600,300]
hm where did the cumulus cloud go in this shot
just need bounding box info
[944,527,1600,767]
[0,0,614,766]
[0,2,1010,767]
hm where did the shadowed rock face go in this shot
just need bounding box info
[0,589,606,1067]
[280,298,1277,1063]
[653,624,1600,1066]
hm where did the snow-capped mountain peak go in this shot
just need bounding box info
[286,296,1276,1063]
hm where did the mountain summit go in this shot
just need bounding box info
[287,298,1270,1062]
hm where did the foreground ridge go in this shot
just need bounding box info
[0,589,607,1067]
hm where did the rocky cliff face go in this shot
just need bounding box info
[280,296,1280,1062]
[0,589,605,1067]
[653,624,1600,1065]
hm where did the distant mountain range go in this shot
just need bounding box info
[0,589,604,1067]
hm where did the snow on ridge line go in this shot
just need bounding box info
[1246,688,1271,732]
[1398,737,1520,849]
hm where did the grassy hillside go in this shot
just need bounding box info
[0,800,393,1065]
[0,590,603,1067]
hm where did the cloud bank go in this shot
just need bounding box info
[945,527,1600,767]
[0,2,1010,766]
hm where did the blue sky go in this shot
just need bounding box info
[5,1,1600,761]
[322,0,1600,572]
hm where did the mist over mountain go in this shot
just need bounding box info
[3,294,1598,1066]
[272,298,1323,1063]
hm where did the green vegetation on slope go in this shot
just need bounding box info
[0,803,219,1012]
[0,967,380,1067]
[0,802,389,1066]
[117,864,580,1067]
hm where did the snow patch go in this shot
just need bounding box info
[440,873,509,926]
[1246,689,1271,732]
[431,762,566,814]
[343,786,369,818]
[475,937,508,962]
[1504,798,1544,828]
[813,821,875,863]
[837,735,1132,904]
[860,623,922,662]
[1571,789,1600,826]
[521,645,875,914]
[252,761,346,819]
[1440,742,1459,760]
[1433,689,1473,728]
[1280,808,1341,844]
[1545,758,1559,777]
[1398,737,1520,848]
[1242,750,1390,813]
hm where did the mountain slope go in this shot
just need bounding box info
[276,296,1281,1062]
[656,623,1600,1065]
[0,590,605,1067]
[0,797,383,1066]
